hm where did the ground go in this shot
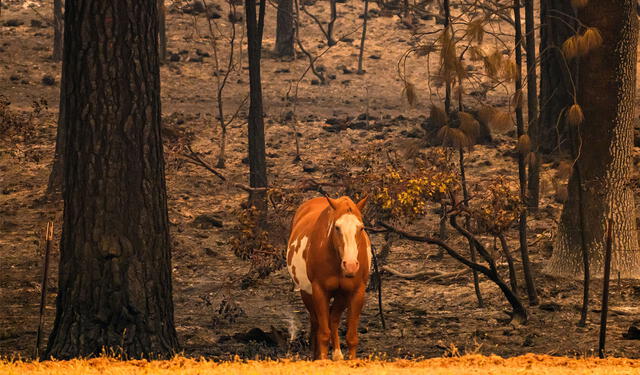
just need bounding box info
[2,0,640,362]
[4,355,640,375]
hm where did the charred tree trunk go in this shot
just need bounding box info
[356,0,369,74]
[524,0,540,208]
[45,0,179,359]
[275,0,295,57]
[538,0,575,155]
[246,0,268,219]
[327,0,337,46]
[443,0,451,114]
[514,0,538,306]
[547,0,640,279]
[52,0,64,61]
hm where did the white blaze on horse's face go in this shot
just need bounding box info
[333,213,363,278]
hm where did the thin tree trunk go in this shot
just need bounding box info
[524,0,540,208]
[45,0,179,358]
[547,0,640,279]
[459,148,484,308]
[216,126,227,168]
[246,0,268,221]
[275,0,295,57]
[327,0,337,46]
[52,0,63,61]
[443,0,451,114]
[514,0,538,306]
[498,233,519,298]
[598,219,613,358]
[357,0,369,74]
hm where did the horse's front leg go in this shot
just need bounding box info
[345,286,366,359]
[311,283,331,360]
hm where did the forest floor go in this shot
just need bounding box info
[2,0,640,362]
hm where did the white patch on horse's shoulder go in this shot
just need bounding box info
[289,235,312,294]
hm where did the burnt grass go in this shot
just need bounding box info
[2,0,640,361]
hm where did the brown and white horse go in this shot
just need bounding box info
[287,196,371,360]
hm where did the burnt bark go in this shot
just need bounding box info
[538,0,575,155]
[547,0,640,279]
[45,0,179,359]
[246,0,268,218]
[275,0,295,57]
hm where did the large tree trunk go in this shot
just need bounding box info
[547,0,640,279]
[52,0,64,61]
[45,0,179,359]
[274,0,294,57]
[538,0,575,155]
[246,0,268,219]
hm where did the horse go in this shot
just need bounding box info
[286,196,371,360]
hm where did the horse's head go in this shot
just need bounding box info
[325,196,368,278]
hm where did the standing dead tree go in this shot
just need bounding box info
[513,0,538,306]
[245,0,269,221]
[357,0,370,74]
[203,0,248,168]
[275,0,295,57]
[300,0,339,46]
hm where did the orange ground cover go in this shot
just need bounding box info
[2,354,640,375]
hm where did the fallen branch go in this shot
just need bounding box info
[382,265,469,281]
[382,266,441,280]
[378,220,528,323]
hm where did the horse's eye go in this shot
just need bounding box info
[335,226,341,232]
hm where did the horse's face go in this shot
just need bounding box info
[326,196,368,278]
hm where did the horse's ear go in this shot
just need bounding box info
[325,196,339,210]
[356,195,368,212]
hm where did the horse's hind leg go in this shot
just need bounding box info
[301,291,318,359]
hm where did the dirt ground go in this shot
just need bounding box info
[2,0,640,361]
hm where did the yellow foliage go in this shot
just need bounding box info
[336,147,458,223]
[470,177,523,235]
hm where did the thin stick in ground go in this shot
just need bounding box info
[598,218,613,358]
[35,221,53,359]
